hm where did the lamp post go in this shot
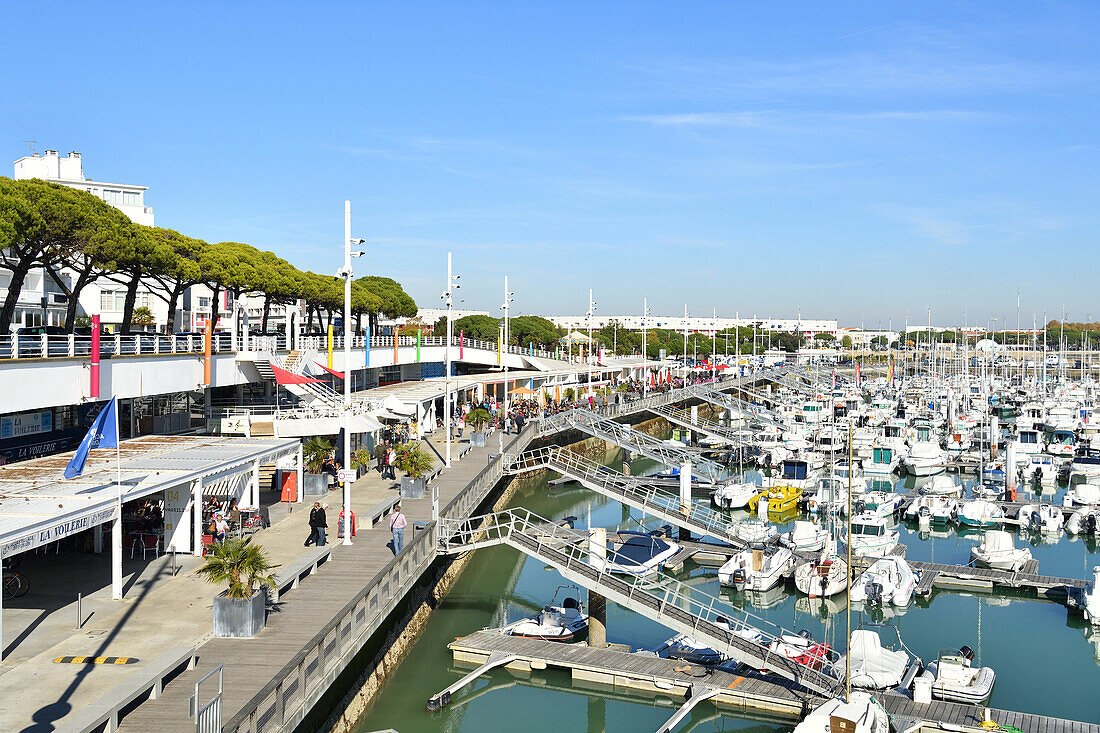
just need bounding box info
[442,252,460,467]
[586,289,597,395]
[642,297,650,397]
[501,276,514,423]
[682,304,689,378]
[339,200,365,546]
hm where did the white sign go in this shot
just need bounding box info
[163,486,192,553]
[220,415,250,435]
[1,411,53,439]
[1,505,117,557]
[337,469,346,484]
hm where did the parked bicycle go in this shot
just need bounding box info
[2,558,29,600]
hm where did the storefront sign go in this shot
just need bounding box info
[1,411,53,439]
[220,415,250,435]
[163,486,192,553]
[1,505,117,557]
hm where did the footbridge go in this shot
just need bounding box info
[502,447,747,546]
[648,403,757,449]
[537,409,728,484]
[686,384,784,429]
[436,508,842,695]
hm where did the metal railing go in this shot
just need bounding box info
[502,447,745,545]
[192,665,223,733]
[437,507,841,695]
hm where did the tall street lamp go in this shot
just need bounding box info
[339,200,365,546]
[501,276,514,422]
[586,289,597,395]
[442,252,460,467]
[642,297,650,397]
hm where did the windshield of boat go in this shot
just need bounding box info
[852,523,885,536]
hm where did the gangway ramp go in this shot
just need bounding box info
[437,508,842,696]
[538,409,727,483]
[686,384,784,429]
[503,447,748,546]
[648,403,757,448]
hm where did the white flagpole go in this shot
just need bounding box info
[112,398,123,600]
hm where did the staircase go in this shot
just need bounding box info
[648,403,757,447]
[437,508,841,696]
[502,447,750,547]
[685,384,784,430]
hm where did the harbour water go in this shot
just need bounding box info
[355,442,1100,731]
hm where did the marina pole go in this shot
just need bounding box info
[845,423,853,703]
[642,297,648,397]
[443,253,459,467]
[587,527,607,648]
[341,201,359,546]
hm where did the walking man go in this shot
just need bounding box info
[384,445,397,480]
[305,501,327,546]
[389,503,407,555]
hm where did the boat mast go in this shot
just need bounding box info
[845,423,853,704]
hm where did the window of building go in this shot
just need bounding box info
[102,189,122,205]
[198,297,211,309]
[123,191,140,206]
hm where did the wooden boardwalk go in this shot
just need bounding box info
[117,428,538,733]
[448,630,1100,733]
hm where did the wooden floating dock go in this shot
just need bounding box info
[445,630,1100,733]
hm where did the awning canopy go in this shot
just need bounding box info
[273,415,384,437]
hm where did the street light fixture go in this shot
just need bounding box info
[501,277,514,428]
[586,289,597,395]
[339,201,366,546]
[441,253,460,468]
[642,297,650,397]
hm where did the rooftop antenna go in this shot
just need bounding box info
[21,140,36,152]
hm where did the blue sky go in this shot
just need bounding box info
[3,1,1098,327]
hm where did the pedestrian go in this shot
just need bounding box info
[305,501,327,546]
[457,414,465,437]
[212,513,229,543]
[384,445,397,480]
[389,502,407,554]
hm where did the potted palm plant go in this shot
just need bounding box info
[302,436,333,496]
[395,442,434,498]
[466,407,491,447]
[198,537,279,638]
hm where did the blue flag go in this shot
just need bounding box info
[64,397,119,479]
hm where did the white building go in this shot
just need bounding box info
[544,314,838,337]
[12,150,154,226]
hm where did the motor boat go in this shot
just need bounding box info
[1017,504,1064,534]
[781,520,829,552]
[662,617,734,666]
[918,646,996,704]
[861,491,903,516]
[733,517,778,544]
[792,692,890,733]
[718,546,796,592]
[750,484,802,515]
[767,629,836,670]
[795,553,849,597]
[844,513,900,558]
[805,476,848,514]
[849,556,920,606]
[1063,482,1100,508]
[711,482,758,510]
[503,588,588,642]
[845,627,914,689]
[1083,567,1100,626]
[903,441,946,476]
[920,474,962,496]
[864,444,901,475]
[970,530,1032,571]
[956,499,1006,529]
[904,495,957,525]
[1020,453,1059,484]
[1066,507,1100,535]
[605,531,680,577]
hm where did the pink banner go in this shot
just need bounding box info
[90,315,100,398]
[459,329,465,359]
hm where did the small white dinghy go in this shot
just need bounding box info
[849,556,920,606]
[1064,482,1100,508]
[845,628,912,690]
[795,553,849,598]
[503,588,588,642]
[970,530,1032,571]
[792,691,890,733]
[1066,507,1100,535]
[1017,504,1064,534]
[1083,567,1100,626]
[781,520,829,552]
[711,482,758,510]
[734,517,778,544]
[918,646,996,704]
[718,546,796,592]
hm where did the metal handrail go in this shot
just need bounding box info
[437,507,841,694]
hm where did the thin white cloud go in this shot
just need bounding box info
[625,109,985,128]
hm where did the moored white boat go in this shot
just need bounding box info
[781,520,829,552]
[970,530,1032,571]
[792,692,890,733]
[794,554,849,597]
[957,499,1005,528]
[718,546,795,592]
[711,481,758,510]
[919,646,996,704]
[849,556,919,606]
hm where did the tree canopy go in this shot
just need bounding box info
[0,177,417,332]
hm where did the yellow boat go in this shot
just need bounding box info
[748,485,803,516]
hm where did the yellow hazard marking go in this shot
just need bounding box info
[53,656,138,665]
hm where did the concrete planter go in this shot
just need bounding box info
[303,473,328,496]
[400,476,426,499]
[213,590,266,638]
[470,431,488,448]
